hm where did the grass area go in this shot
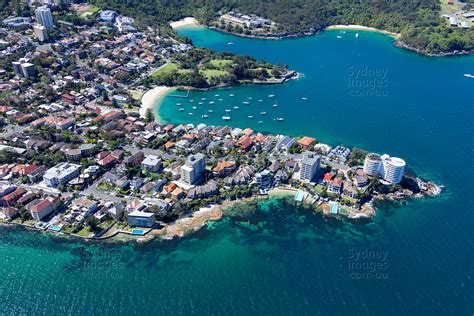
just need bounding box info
[209,59,233,68]
[76,226,94,237]
[98,182,114,192]
[129,90,143,101]
[98,219,115,230]
[201,69,229,80]
[62,225,77,234]
[440,0,466,15]
[151,63,179,77]
[315,185,325,194]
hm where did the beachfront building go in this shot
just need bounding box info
[127,211,155,227]
[28,198,56,221]
[35,6,54,31]
[380,155,406,184]
[363,153,405,184]
[300,151,320,182]
[43,162,81,187]
[363,153,383,176]
[181,153,205,185]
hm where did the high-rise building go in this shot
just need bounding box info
[300,151,320,182]
[35,6,54,31]
[363,153,405,184]
[33,24,48,41]
[181,153,205,185]
[12,58,36,78]
[363,153,382,176]
[380,155,406,184]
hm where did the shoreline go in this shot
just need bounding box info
[140,86,174,122]
[325,24,400,38]
[169,17,200,29]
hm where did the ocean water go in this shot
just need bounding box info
[1,28,473,315]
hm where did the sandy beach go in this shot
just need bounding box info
[139,86,173,121]
[170,17,200,29]
[326,24,400,38]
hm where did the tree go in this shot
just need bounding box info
[145,108,155,123]
[86,216,100,230]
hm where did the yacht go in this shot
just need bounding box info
[260,111,267,115]
[248,115,254,119]
[214,94,220,97]
[198,102,203,105]
[176,103,182,106]
[268,94,275,98]
[179,108,184,112]
[189,99,194,102]
[201,97,206,100]
[243,101,250,105]
[209,101,215,105]
[188,112,194,115]
[276,117,284,121]
[272,103,278,108]
[201,114,208,118]
[218,98,223,101]
[222,116,231,120]
[233,106,239,109]
[302,97,308,100]
[208,109,214,113]
[258,99,263,102]
[464,74,474,78]
[337,35,342,39]
[227,42,234,45]
[229,94,234,97]
[192,106,197,109]
[248,97,253,100]
[258,121,263,124]
[355,33,359,38]
[225,109,231,112]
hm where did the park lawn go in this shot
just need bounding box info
[201,69,229,80]
[151,63,179,77]
[210,59,233,68]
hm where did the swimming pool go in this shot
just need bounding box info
[131,229,144,235]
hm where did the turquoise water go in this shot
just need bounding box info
[1,28,473,314]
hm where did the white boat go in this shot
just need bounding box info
[258,99,263,102]
[355,33,359,38]
[198,102,203,105]
[179,108,184,112]
[248,115,254,119]
[214,94,220,97]
[201,114,208,118]
[302,97,308,100]
[208,110,214,113]
[201,98,206,100]
[258,121,263,124]
[276,117,284,121]
[243,101,250,105]
[233,106,239,109]
[209,101,215,104]
[222,116,231,120]
[337,35,342,39]
[227,42,234,45]
[225,109,231,112]
[272,103,278,108]
[218,98,223,101]
[189,100,194,102]
[188,112,194,115]
[229,94,234,97]
[268,94,275,98]
[177,103,182,106]
[248,97,253,100]
[464,73,474,78]
[192,106,197,109]
[260,111,267,115]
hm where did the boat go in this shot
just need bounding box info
[208,109,214,113]
[227,42,234,45]
[276,117,284,121]
[222,116,231,120]
[177,103,182,106]
[214,94,220,97]
[258,99,263,102]
[258,121,263,124]
[464,73,474,78]
[248,97,253,100]
[201,97,206,100]
[225,109,231,112]
[209,101,215,104]
[248,115,254,119]
[355,33,359,38]
[268,94,275,98]
[179,108,184,112]
[201,114,208,118]
[192,106,197,109]
[243,101,250,105]
[233,106,239,109]
[218,98,223,101]
[302,97,308,100]
[188,112,194,115]
[272,103,278,108]
[260,111,267,115]
[337,35,342,39]
[198,102,203,105]
[189,100,194,102]
[229,94,234,97]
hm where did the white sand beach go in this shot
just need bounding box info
[326,24,400,38]
[139,86,173,121]
[170,17,200,29]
